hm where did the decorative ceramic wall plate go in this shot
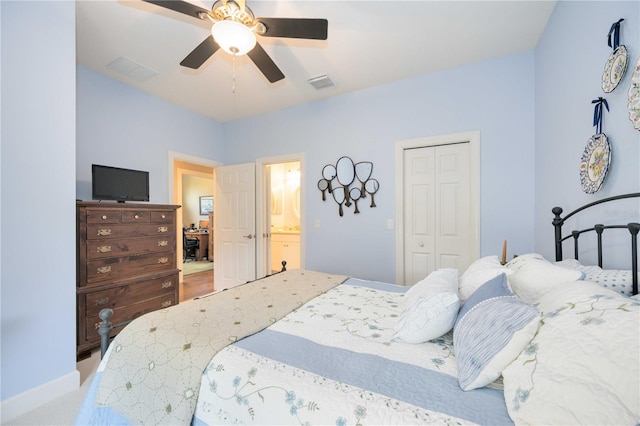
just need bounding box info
[602,45,628,93]
[579,134,611,194]
[627,56,640,131]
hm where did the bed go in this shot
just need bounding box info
[75,194,640,425]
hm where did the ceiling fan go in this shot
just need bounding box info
[142,0,328,83]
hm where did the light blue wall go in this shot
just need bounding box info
[1,1,76,400]
[1,6,226,405]
[76,66,226,203]
[534,1,640,268]
[223,52,536,283]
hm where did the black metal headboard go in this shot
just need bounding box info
[552,193,640,296]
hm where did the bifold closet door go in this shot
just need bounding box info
[403,143,471,285]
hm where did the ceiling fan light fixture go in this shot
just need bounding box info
[211,20,256,55]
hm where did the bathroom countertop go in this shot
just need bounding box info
[271,228,300,235]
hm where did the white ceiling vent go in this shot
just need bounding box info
[107,56,158,82]
[308,74,335,90]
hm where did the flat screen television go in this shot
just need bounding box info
[92,164,149,202]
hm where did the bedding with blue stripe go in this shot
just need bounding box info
[192,278,511,425]
[77,277,511,425]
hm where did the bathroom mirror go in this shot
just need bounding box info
[293,187,301,218]
[270,190,281,215]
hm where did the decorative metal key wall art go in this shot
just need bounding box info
[318,156,378,216]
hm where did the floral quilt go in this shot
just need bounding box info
[192,279,511,425]
[503,280,640,425]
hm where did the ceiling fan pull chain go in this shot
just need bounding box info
[232,52,237,94]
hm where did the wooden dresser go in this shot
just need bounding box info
[76,201,180,359]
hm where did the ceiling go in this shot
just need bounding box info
[76,0,556,123]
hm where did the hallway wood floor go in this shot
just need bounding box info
[181,270,214,302]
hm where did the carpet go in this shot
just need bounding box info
[183,260,214,275]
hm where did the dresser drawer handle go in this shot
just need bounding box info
[161,300,172,308]
[95,297,110,306]
[161,214,166,219]
[97,266,112,274]
[97,229,112,236]
[158,257,169,264]
[158,240,168,247]
[161,281,173,289]
[134,214,140,219]
[158,226,168,233]
[97,245,112,253]
[101,215,108,220]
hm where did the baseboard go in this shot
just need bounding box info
[1,370,80,423]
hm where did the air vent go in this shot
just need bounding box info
[307,74,335,90]
[107,56,158,82]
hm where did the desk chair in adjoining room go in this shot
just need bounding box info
[183,229,199,262]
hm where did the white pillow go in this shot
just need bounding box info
[506,253,584,303]
[453,273,540,391]
[458,256,512,302]
[393,268,460,344]
[503,280,640,425]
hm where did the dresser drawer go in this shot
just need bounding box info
[85,273,178,316]
[86,223,174,240]
[121,209,150,223]
[84,293,177,341]
[86,236,175,259]
[86,209,122,224]
[150,211,174,224]
[86,252,175,284]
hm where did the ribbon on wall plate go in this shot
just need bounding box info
[602,18,628,93]
[579,97,611,194]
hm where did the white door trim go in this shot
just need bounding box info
[167,151,221,197]
[256,153,305,277]
[394,131,480,284]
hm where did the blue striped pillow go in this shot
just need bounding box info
[453,273,540,391]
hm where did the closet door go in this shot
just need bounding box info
[403,143,470,285]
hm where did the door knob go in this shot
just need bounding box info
[419,242,424,247]
[243,234,255,239]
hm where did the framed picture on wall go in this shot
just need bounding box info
[199,195,213,215]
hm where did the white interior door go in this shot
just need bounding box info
[214,163,256,290]
[403,142,471,285]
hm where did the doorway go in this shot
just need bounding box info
[394,132,480,285]
[257,154,304,277]
[169,152,220,299]
[267,161,301,273]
